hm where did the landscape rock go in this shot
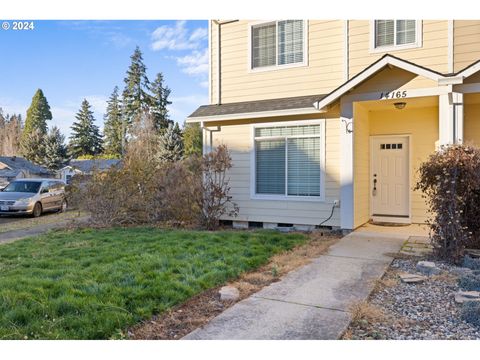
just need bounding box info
[346,259,480,340]
[399,273,427,283]
[416,261,442,276]
[454,291,480,304]
[219,286,240,301]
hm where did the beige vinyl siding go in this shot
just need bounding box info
[211,20,345,104]
[353,103,370,228]
[454,21,480,72]
[348,20,449,78]
[208,115,341,226]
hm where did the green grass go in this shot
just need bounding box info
[0,227,306,339]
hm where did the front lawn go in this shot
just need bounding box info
[0,227,306,339]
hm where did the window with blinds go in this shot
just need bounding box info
[251,20,305,69]
[374,20,417,48]
[254,124,322,198]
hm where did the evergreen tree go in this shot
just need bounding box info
[149,72,173,132]
[69,99,103,158]
[43,126,67,170]
[20,89,52,161]
[122,46,151,130]
[0,111,23,156]
[157,123,184,163]
[103,86,124,157]
[183,121,202,157]
[21,130,46,165]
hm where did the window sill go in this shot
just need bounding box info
[248,61,308,74]
[251,194,325,202]
[369,42,421,54]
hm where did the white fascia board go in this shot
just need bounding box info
[186,107,323,123]
[457,61,480,79]
[313,55,446,111]
[438,76,464,86]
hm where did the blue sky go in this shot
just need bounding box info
[0,20,208,137]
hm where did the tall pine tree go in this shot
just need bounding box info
[103,86,124,157]
[69,99,103,158]
[149,72,173,132]
[157,123,184,163]
[21,130,46,165]
[20,89,52,162]
[43,126,67,170]
[122,46,151,130]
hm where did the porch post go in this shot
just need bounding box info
[438,92,464,146]
[453,92,464,144]
[340,100,354,230]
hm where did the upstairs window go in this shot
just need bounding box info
[373,20,420,50]
[251,20,305,70]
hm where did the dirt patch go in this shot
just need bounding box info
[128,231,340,340]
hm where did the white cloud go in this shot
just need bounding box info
[151,20,207,51]
[176,49,209,76]
[189,27,208,42]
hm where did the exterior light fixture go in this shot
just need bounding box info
[394,102,406,110]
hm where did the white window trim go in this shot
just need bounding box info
[369,20,422,54]
[247,20,309,73]
[250,119,326,202]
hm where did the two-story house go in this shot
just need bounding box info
[187,20,480,231]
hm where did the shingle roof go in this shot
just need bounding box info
[69,159,121,173]
[0,156,51,175]
[0,169,24,178]
[188,94,326,119]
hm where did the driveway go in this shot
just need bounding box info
[184,231,407,340]
[0,211,89,245]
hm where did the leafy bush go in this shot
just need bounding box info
[415,144,480,263]
[463,256,480,271]
[458,273,480,291]
[461,301,480,327]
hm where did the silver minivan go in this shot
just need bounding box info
[0,179,67,217]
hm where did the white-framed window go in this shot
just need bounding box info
[370,20,422,53]
[249,20,307,71]
[251,120,325,201]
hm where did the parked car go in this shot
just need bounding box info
[0,179,67,217]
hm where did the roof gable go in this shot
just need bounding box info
[314,54,446,111]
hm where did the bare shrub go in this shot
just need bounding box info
[415,144,480,263]
[74,130,238,229]
[197,144,239,230]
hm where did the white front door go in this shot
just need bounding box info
[371,136,410,220]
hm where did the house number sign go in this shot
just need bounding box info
[379,90,407,100]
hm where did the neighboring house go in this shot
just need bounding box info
[59,159,121,184]
[187,20,480,231]
[0,156,52,188]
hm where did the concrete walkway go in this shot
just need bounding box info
[184,231,406,340]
